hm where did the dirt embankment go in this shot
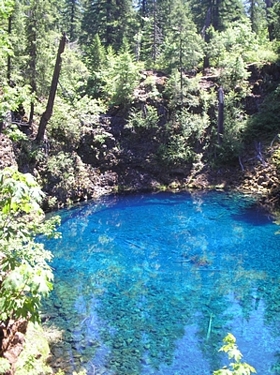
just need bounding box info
[0,64,280,210]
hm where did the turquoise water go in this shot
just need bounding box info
[42,191,280,375]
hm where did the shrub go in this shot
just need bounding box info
[213,333,256,375]
[0,167,60,323]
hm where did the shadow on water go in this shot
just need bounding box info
[231,204,273,226]
[41,191,280,375]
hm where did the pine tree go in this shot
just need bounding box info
[270,0,280,40]
[25,0,60,124]
[246,0,267,35]
[160,0,203,76]
[84,34,106,73]
[139,1,163,65]
[190,0,246,32]
[81,0,135,51]
[136,0,174,66]
[60,0,84,41]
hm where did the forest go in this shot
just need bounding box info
[1,0,280,205]
[1,0,280,374]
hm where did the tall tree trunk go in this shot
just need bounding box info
[36,34,67,143]
[7,15,12,85]
[202,7,211,69]
[106,0,113,46]
[28,19,37,126]
[70,0,75,41]
[179,30,183,105]
[217,86,224,144]
[152,1,157,62]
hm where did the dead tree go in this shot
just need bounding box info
[36,33,67,143]
[217,86,224,144]
[201,7,211,69]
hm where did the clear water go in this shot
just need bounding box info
[41,191,280,375]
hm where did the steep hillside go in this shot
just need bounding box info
[1,64,280,210]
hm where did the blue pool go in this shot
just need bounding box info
[42,191,280,375]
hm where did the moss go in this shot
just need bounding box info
[15,323,52,375]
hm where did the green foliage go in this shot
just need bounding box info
[44,151,91,204]
[207,22,274,75]
[0,167,60,323]
[48,94,105,149]
[159,105,210,166]
[83,34,106,74]
[59,46,90,101]
[102,46,143,106]
[190,0,246,32]
[272,146,280,171]
[0,357,11,374]
[158,134,196,166]
[141,74,161,100]
[218,55,249,91]
[25,0,60,98]
[245,84,280,139]
[272,1,280,41]
[48,98,81,148]
[3,123,28,141]
[80,0,135,51]
[0,84,31,121]
[161,72,219,165]
[59,0,84,42]
[213,333,256,375]
[46,151,75,180]
[126,105,159,130]
[15,323,52,375]
[163,71,203,107]
[0,0,14,69]
[159,1,204,74]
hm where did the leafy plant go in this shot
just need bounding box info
[0,357,10,375]
[0,167,60,323]
[213,333,256,375]
[245,84,280,139]
[102,46,144,106]
[3,123,28,141]
[158,134,195,166]
[126,105,159,130]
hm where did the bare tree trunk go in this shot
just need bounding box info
[179,30,183,105]
[28,16,37,126]
[217,86,224,144]
[69,0,75,41]
[7,16,12,85]
[202,8,211,69]
[36,33,67,143]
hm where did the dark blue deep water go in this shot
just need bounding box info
[42,191,280,375]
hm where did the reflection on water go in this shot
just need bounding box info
[42,191,280,375]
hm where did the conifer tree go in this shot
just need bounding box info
[136,0,173,66]
[160,0,203,76]
[139,1,163,65]
[25,0,60,124]
[247,0,267,35]
[190,0,246,32]
[60,0,84,42]
[81,0,134,51]
[270,0,280,40]
[84,34,106,73]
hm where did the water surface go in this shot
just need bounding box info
[42,191,280,375]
